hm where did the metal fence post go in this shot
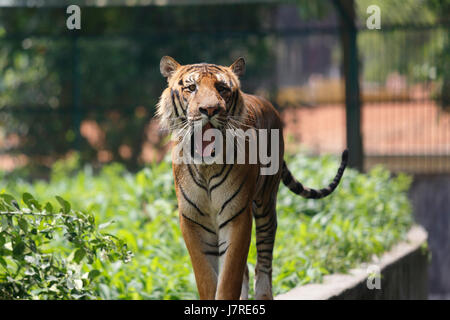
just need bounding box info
[72,34,81,150]
[334,0,364,171]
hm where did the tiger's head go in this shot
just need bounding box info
[157,56,246,135]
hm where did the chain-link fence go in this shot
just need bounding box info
[0,4,448,175]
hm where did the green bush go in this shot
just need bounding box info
[0,193,132,299]
[1,153,413,299]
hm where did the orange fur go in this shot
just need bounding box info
[157,56,347,300]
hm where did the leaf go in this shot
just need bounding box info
[44,202,54,213]
[24,268,36,276]
[66,279,74,290]
[0,256,7,268]
[56,196,71,214]
[88,269,101,280]
[88,214,95,225]
[73,248,86,263]
[12,200,20,210]
[18,218,28,233]
[28,239,37,253]
[0,194,18,210]
[12,241,25,258]
[22,192,35,209]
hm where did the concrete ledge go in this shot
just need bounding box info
[275,225,429,300]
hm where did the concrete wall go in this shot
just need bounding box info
[276,226,428,300]
[409,174,450,298]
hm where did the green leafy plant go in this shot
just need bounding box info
[2,153,413,299]
[0,193,132,299]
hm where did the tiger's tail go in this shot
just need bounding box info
[281,149,348,199]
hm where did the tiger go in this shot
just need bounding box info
[157,56,348,300]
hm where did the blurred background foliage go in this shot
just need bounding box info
[356,0,448,92]
[0,4,276,175]
[0,1,447,176]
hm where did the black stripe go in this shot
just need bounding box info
[174,89,186,115]
[257,249,273,254]
[318,187,331,197]
[257,269,272,275]
[229,90,239,116]
[307,188,319,199]
[181,213,216,235]
[282,171,293,186]
[257,222,277,236]
[210,164,234,193]
[218,175,247,215]
[203,241,218,247]
[204,245,229,257]
[179,184,207,216]
[292,182,304,194]
[255,212,276,230]
[185,65,203,73]
[208,163,227,185]
[260,174,273,196]
[202,240,227,248]
[187,164,207,192]
[254,200,264,208]
[253,203,273,219]
[170,89,180,118]
[256,215,276,233]
[256,255,272,262]
[253,175,271,209]
[206,65,224,72]
[219,206,247,229]
[192,163,203,178]
[256,238,274,246]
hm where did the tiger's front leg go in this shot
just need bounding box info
[215,205,252,300]
[180,214,219,299]
[180,204,252,300]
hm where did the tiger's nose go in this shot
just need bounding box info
[199,105,220,117]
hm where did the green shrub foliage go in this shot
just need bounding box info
[1,153,413,299]
[0,193,132,299]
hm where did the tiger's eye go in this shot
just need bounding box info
[187,84,196,92]
[217,84,229,93]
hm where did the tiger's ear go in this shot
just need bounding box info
[160,56,181,79]
[230,57,245,77]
